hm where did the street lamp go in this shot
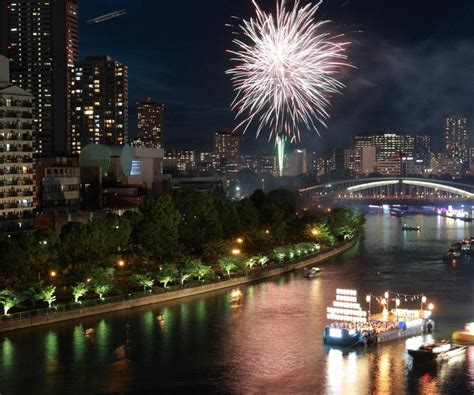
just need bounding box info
[366,294,371,320]
[236,238,243,244]
[395,298,400,321]
[311,229,319,236]
[384,291,389,311]
[231,248,241,256]
[428,303,434,311]
[118,259,125,268]
[50,270,57,281]
[421,295,427,310]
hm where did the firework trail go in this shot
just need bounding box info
[226,0,351,144]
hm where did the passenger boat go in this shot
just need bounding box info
[402,224,421,231]
[306,267,321,278]
[323,289,435,348]
[438,206,473,222]
[408,341,467,362]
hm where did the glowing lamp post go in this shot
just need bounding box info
[366,294,371,320]
[395,298,400,321]
[231,249,241,256]
[428,303,434,311]
[50,270,57,281]
[236,238,243,244]
[421,295,427,311]
[384,291,389,311]
[118,260,125,268]
[311,229,319,237]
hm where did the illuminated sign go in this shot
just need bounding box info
[130,160,142,176]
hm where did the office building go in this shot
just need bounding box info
[136,98,164,148]
[35,157,81,210]
[164,149,196,173]
[0,55,35,229]
[445,117,469,165]
[284,149,307,177]
[354,131,415,161]
[429,152,461,178]
[414,133,432,167]
[241,155,276,174]
[69,56,128,154]
[213,131,240,173]
[0,0,79,156]
[376,157,401,177]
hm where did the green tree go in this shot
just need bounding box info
[187,259,213,281]
[214,198,241,238]
[91,267,115,300]
[158,265,178,288]
[174,188,222,252]
[245,257,258,270]
[133,274,155,292]
[137,196,181,260]
[71,283,88,303]
[39,285,56,308]
[236,198,260,232]
[0,289,22,315]
[218,257,238,277]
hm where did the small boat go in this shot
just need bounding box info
[452,323,474,343]
[402,224,421,231]
[408,341,467,362]
[390,209,405,217]
[306,267,321,278]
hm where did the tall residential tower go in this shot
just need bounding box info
[445,116,469,165]
[69,56,128,154]
[0,0,79,156]
[136,98,164,148]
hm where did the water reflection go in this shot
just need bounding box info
[1,338,14,374]
[73,324,86,364]
[44,331,58,374]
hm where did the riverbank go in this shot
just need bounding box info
[0,237,358,333]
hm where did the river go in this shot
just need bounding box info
[0,213,473,394]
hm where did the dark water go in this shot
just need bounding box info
[1,213,474,394]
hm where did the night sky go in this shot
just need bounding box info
[79,0,474,155]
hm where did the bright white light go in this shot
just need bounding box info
[227,0,351,143]
[329,328,342,338]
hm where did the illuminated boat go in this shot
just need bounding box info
[452,323,474,343]
[323,289,435,348]
[437,206,473,222]
[306,267,321,278]
[408,341,466,362]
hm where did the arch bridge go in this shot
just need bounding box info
[299,178,474,204]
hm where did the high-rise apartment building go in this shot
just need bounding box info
[0,55,35,229]
[213,131,240,173]
[136,98,164,148]
[354,131,415,161]
[0,0,79,156]
[69,56,128,154]
[445,117,469,165]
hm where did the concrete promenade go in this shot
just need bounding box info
[0,237,358,333]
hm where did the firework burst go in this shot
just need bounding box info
[226,0,351,143]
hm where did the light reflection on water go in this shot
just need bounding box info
[0,213,473,394]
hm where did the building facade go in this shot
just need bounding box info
[213,131,240,174]
[136,98,164,148]
[445,116,469,166]
[241,155,276,175]
[0,56,35,229]
[355,131,415,162]
[0,0,79,156]
[163,149,196,173]
[69,56,128,154]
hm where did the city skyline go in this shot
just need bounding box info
[78,0,474,153]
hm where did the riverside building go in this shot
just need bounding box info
[0,55,35,230]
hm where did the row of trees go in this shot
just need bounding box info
[0,188,365,314]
